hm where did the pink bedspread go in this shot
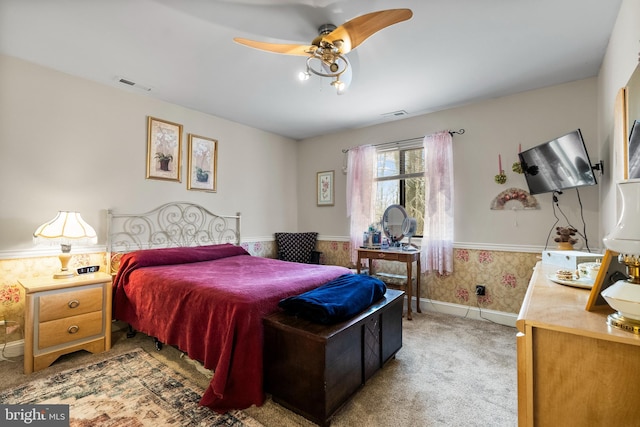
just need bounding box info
[112,244,351,412]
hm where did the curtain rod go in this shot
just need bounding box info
[341,129,465,153]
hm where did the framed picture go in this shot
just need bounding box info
[585,249,627,311]
[623,64,640,179]
[317,170,334,206]
[187,134,218,192]
[146,116,183,181]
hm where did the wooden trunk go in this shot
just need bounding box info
[263,289,404,426]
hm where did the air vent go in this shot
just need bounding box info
[115,76,152,92]
[381,110,408,119]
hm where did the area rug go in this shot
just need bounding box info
[0,348,263,427]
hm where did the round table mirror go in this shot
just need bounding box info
[382,204,408,244]
[402,216,418,247]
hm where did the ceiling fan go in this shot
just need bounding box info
[233,8,413,93]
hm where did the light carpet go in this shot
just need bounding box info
[0,309,517,426]
[245,309,518,426]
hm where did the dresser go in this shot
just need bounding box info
[516,262,640,426]
[18,272,112,374]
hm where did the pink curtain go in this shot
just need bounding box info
[346,145,376,265]
[421,131,454,274]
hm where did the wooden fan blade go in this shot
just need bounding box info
[233,38,312,56]
[325,8,413,53]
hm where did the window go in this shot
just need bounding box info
[374,146,424,236]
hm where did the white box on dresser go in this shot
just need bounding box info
[541,250,602,270]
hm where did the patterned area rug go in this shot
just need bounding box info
[0,348,263,427]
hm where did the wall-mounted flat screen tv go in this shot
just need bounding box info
[518,129,597,195]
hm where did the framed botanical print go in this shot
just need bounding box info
[187,134,218,192]
[146,116,182,181]
[317,170,334,206]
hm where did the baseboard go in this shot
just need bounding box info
[2,303,515,359]
[418,298,518,327]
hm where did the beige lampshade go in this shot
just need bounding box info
[33,211,97,245]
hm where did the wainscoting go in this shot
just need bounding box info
[244,239,538,315]
[0,239,535,348]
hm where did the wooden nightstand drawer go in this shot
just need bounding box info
[38,310,103,349]
[39,287,103,322]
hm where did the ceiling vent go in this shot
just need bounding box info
[381,110,408,119]
[116,76,152,92]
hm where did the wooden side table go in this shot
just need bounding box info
[18,272,112,374]
[357,248,421,319]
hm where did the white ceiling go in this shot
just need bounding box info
[0,0,623,140]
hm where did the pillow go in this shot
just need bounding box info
[275,232,318,263]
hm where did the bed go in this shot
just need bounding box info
[107,202,351,412]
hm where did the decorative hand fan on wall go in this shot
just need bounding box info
[233,8,413,94]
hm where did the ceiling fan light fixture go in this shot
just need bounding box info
[235,9,413,96]
[305,53,348,93]
[305,53,347,78]
[298,70,310,81]
[332,79,346,94]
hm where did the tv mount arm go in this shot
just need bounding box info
[591,160,604,175]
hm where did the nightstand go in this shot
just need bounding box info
[18,272,112,374]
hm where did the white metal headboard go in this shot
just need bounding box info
[107,202,241,273]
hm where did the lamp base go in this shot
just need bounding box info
[54,251,74,279]
[53,270,74,279]
[606,312,640,334]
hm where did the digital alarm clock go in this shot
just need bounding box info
[77,265,100,275]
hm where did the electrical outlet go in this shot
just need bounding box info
[475,285,486,296]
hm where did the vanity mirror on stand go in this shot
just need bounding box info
[402,216,417,248]
[381,204,418,250]
[382,204,406,247]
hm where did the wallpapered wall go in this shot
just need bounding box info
[239,239,537,313]
[0,241,536,345]
[313,241,538,314]
[0,253,105,344]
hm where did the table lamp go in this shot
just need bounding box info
[602,179,640,333]
[33,211,97,279]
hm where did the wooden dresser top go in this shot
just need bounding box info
[517,262,640,347]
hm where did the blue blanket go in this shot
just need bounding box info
[278,274,386,324]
